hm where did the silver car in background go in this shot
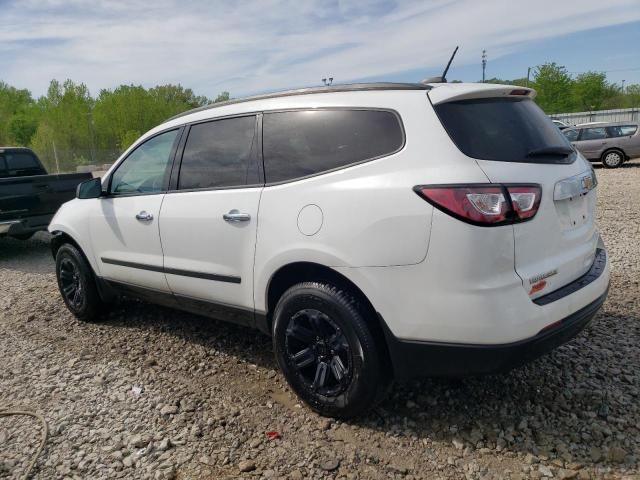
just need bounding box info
[563,122,640,168]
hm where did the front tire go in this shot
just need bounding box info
[602,150,624,168]
[272,282,389,419]
[55,243,105,321]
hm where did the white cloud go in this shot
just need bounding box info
[1,0,639,97]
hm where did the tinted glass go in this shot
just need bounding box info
[618,125,637,136]
[110,129,179,195]
[178,116,258,189]
[263,109,403,183]
[581,127,607,140]
[5,152,40,170]
[563,129,579,142]
[434,98,575,163]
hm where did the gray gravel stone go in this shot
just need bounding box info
[1,163,640,479]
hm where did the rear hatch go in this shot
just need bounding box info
[430,86,599,299]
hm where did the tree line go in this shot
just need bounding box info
[478,63,639,114]
[0,79,229,172]
[1,62,639,172]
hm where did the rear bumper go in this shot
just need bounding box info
[0,215,52,237]
[0,220,22,235]
[383,289,608,380]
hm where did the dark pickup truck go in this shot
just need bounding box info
[0,147,92,240]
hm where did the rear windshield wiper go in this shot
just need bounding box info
[526,146,574,157]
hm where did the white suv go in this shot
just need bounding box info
[50,82,610,418]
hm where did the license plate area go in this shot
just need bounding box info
[554,171,596,230]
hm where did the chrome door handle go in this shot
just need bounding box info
[135,211,153,221]
[223,209,251,222]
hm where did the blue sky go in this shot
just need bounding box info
[1,0,639,98]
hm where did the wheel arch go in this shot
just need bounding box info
[51,230,116,303]
[262,262,384,337]
[50,230,83,260]
[261,261,393,376]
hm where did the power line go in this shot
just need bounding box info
[567,67,640,74]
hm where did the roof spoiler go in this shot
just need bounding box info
[428,85,536,105]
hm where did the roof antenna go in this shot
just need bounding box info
[422,46,459,84]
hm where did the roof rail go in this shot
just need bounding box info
[166,82,431,122]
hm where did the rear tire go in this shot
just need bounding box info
[55,243,106,321]
[602,149,624,168]
[272,282,390,419]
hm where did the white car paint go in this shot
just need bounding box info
[49,82,610,349]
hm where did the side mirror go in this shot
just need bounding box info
[76,177,102,199]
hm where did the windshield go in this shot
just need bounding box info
[434,98,576,164]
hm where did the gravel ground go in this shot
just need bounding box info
[1,161,639,480]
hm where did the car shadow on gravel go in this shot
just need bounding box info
[102,300,276,370]
[355,310,639,468]
[0,233,54,274]
[100,298,638,468]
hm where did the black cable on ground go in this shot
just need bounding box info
[0,409,48,480]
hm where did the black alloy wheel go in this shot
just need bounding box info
[59,257,84,309]
[55,243,106,321]
[284,308,353,397]
[273,282,390,418]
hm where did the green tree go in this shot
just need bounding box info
[92,84,213,160]
[531,63,573,113]
[30,79,94,171]
[0,81,36,145]
[8,113,38,145]
[213,91,230,103]
[616,84,640,108]
[571,72,617,111]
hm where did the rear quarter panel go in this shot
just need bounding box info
[253,90,490,312]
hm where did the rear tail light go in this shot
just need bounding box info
[415,184,541,226]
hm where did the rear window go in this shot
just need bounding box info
[4,152,41,170]
[434,98,575,164]
[263,109,404,183]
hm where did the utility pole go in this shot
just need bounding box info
[52,140,60,174]
[526,67,531,87]
[85,112,96,164]
[481,50,487,83]
[622,79,626,93]
[321,77,334,86]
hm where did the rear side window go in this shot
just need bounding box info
[434,98,575,164]
[263,109,404,183]
[178,115,259,190]
[609,125,638,137]
[581,127,607,140]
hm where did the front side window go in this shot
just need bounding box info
[110,129,179,195]
[581,127,607,141]
[263,109,404,183]
[178,115,258,190]
[563,129,579,142]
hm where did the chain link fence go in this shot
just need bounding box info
[35,148,121,175]
[549,107,640,126]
